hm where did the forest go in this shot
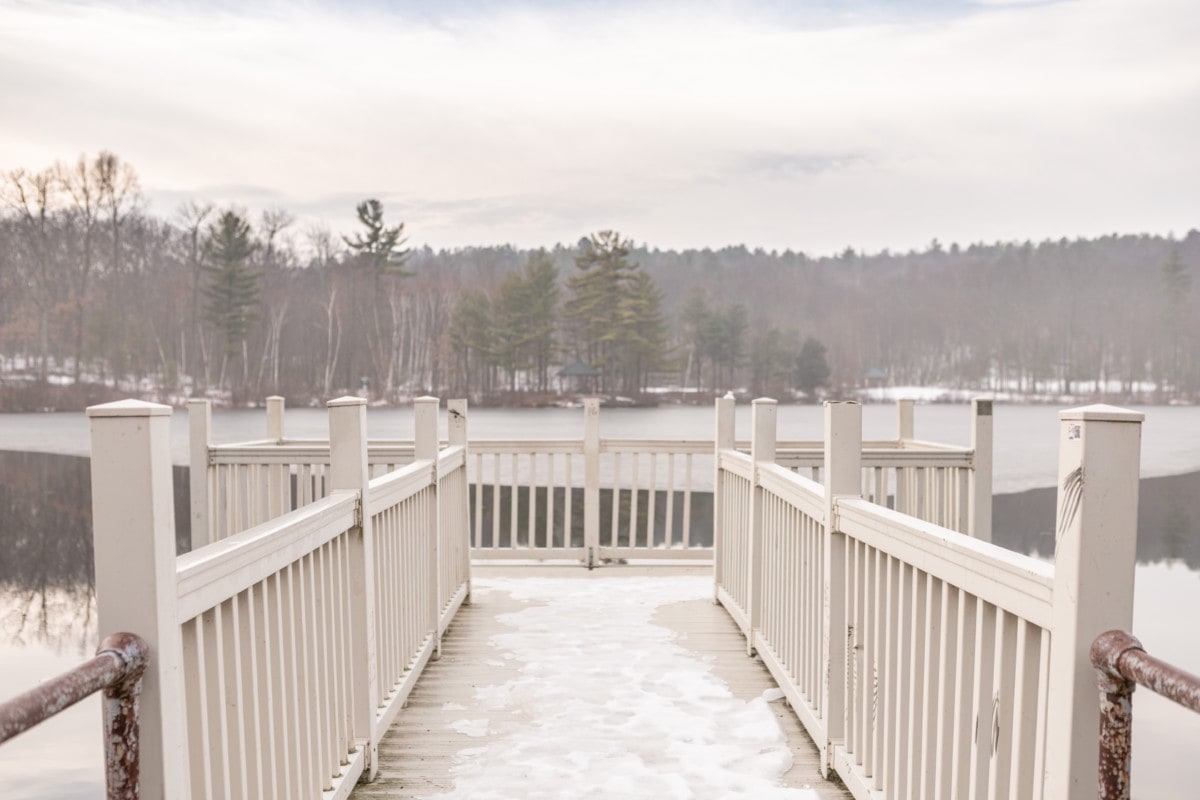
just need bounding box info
[2,152,1198,409]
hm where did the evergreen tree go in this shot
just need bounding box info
[202,210,259,391]
[203,211,258,355]
[750,326,796,397]
[796,337,831,400]
[622,270,668,392]
[343,199,410,276]
[448,288,493,395]
[564,231,639,395]
[521,250,560,392]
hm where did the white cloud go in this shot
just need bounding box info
[1,0,1197,253]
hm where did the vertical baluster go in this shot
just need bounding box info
[949,590,976,800]
[932,581,957,800]
[968,601,997,800]
[1031,628,1052,800]
[880,555,896,790]
[250,580,279,800]
[683,454,694,548]
[546,453,556,551]
[630,454,641,549]
[203,607,231,798]
[665,453,676,548]
[918,575,941,799]
[611,452,622,548]
[564,453,574,549]
[1007,618,1040,799]
[870,548,885,788]
[183,617,213,799]
[890,563,911,797]
[647,452,659,549]
[224,594,249,800]
[987,611,1017,800]
[527,453,537,550]
[859,542,873,778]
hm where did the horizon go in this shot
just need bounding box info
[3,0,1197,255]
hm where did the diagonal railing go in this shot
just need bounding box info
[714,398,1147,800]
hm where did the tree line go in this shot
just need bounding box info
[1,152,1197,409]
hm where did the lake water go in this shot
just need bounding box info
[2,403,1200,798]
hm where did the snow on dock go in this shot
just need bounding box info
[351,567,847,800]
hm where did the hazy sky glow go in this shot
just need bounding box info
[2,0,1198,253]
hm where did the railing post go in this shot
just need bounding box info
[414,396,440,658]
[88,400,190,799]
[583,397,601,569]
[713,394,736,602]
[449,398,471,604]
[894,399,914,513]
[746,398,776,656]
[266,395,286,519]
[823,400,861,776]
[328,396,378,781]
[188,398,211,550]
[896,398,914,443]
[1043,405,1143,800]
[969,397,993,541]
[266,395,285,442]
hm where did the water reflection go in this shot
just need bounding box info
[0,451,190,654]
[994,470,1200,566]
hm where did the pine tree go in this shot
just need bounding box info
[564,231,639,395]
[343,199,410,277]
[202,210,260,393]
[202,211,259,355]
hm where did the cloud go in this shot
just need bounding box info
[739,152,871,180]
[1,0,1198,253]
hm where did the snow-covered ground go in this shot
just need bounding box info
[427,576,821,800]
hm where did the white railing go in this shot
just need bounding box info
[714,397,1142,800]
[774,397,992,538]
[89,395,471,799]
[191,396,991,564]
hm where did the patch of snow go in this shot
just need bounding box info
[442,702,467,712]
[449,718,489,738]
[762,687,786,702]
[425,576,821,799]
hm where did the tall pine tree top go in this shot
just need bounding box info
[343,199,410,276]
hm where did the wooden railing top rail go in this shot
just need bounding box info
[176,491,358,620]
[367,458,436,509]
[758,462,825,521]
[837,496,1055,627]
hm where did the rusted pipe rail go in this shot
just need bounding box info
[0,632,149,800]
[1091,630,1200,800]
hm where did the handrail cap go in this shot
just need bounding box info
[1059,404,1144,423]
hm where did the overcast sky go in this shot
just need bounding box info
[2,0,1197,254]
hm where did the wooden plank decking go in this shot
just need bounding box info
[351,566,850,799]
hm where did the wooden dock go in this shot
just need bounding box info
[351,567,849,799]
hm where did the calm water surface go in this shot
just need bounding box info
[3,403,1200,798]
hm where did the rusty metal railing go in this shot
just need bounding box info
[0,632,149,800]
[1091,630,1200,800]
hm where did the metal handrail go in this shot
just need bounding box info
[0,632,149,800]
[1091,630,1200,800]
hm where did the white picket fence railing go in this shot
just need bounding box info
[89,396,471,800]
[714,397,1142,800]
[190,396,993,564]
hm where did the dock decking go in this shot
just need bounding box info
[351,567,849,800]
